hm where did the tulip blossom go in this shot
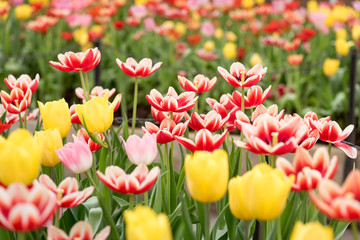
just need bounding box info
[124,205,172,240]
[310,169,360,221]
[48,221,110,240]
[0,183,58,232]
[151,107,184,124]
[39,174,94,208]
[235,114,308,155]
[116,57,162,78]
[229,85,272,109]
[49,47,101,72]
[218,62,267,88]
[185,150,229,202]
[4,74,39,93]
[73,128,104,152]
[75,86,116,100]
[122,133,158,165]
[175,129,228,152]
[309,116,357,158]
[229,163,294,220]
[178,74,217,93]
[206,94,236,119]
[1,87,32,114]
[0,121,11,134]
[146,87,198,113]
[186,111,229,132]
[142,119,189,144]
[56,138,93,174]
[97,164,160,195]
[34,129,63,167]
[277,147,338,191]
[290,221,333,240]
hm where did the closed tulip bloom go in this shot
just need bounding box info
[56,138,93,174]
[335,39,353,56]
[185,150,229,203]
[15,4,32,20]
[229,163,294,220]
[323,58,340,77]
[34,129,63,167]
[352,25,360,41]
[125,205,172,240]
[290,221,333,240]
[48,221,110,240]
[116,57,162,78]
[38,98,71,138]
[178,74,217,93]
[122,133,157,165]
[75,94,116,134]
[0,129,41,186]
[223,42,237,60]
[4,74,39,93]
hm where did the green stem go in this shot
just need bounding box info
[86,171,120,240]
[276,218,282,240]
[351,221,358,240]
[18,113,23,128]
[204,203,210,240]
[17,233,26,240]
[259,221,265,240]
[131,77,138,135]
[144,191,149,206]
[269,155,277,168]
[244,220,249,240]
[328,142,332,157]
[165,143,171,214]
[24,110,27,129]
[129,194,134,209]
[79,70,89,101]
[84,71,91,96]
[194,95,198,113]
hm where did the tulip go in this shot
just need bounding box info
[335,39,353,56]
[56,138,93,174]
[336,28,347,40]
[146,87,198,113]
[186,110,229,132]
[250,53,263,66]
[226,32,237,42]
[4,74,39,93]
[151,107,184,124]
[310,169,360,221]
[116,57,162,78]
[49,47,101,72]
[287,54,304,66]
[124,205,173,240]
[0,121,11,134]
[122,133,157,165]
[38,98,71,138]
[97,164,160,195]
[323,58,340,77]
[142,119,189,144]
[218,62,267,88]
[1,87,32,114]
[203,41,215,52]
[75,94,116,134]
[185,150,228,203]
[0,129,41,186]
[222,42,237,60]
[229,85,272,109]
[14,4,32,20]
[39,174,94,208]
[73,128,104,152]
[277,147,338,191]
[178,74,217,93]
[290,221,333,240]
[48,221,110,240]
[0,183,58,232]
[229,163,294,220]
[352,25,360,41]
[34,129,63,167]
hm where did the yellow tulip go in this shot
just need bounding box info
[214,28,223,40]
[38,98,71,138]
[335,39,353,56]
[250,53,263,66]
[307,0,318,12]
[290,222,333,240]
[332,6,350,23]
[185,150,229,203]
[14,4,32,20]
[34,129,63,167]
[29,0,49,8]
[223,42,237,60]
[256,0,265,5]
[352,25,360,41]
[0,129,41,186]
[323,58,340,77]
[226,31,237,42]
[242,0,254,9]
[203,41,215,52]
[325,14,334,28]
[125,205,173,240]
[229,163,294,221]
[73,27,89,47]
[75,94,117,134]
[335,28,347,40]
[134,0,149,5]
[175,22,186,36]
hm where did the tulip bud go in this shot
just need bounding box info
[122,133,157,165]
[125,205,173,240]
[14,4,32,20]
[38,98,71,138]
[0,129,41,186]
[185,150,229,203]
[250,53,263,67]
[290,222,333,240]
[352,25,360,41]
[223,42,237,60]
[323,58,340,77]
[229,163,294,220]
[335,39,352,56]
[34,129,63,167]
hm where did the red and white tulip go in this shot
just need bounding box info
[178,74,217,93]
[4,74,39,93]
[116,57,162,77]
[142,119,189,144]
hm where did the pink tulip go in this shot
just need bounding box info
[116,57,162,78]
[122,133,158,165]
[48,221,110,240]
[56,138,93,174]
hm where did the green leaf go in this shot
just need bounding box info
[210,203,229,240]
[150,173,163,213]
[330,220,350,240]
[113,196,129,208]
[0,228,12,240]
[82,196,100,210]
[180,193,196,240]
[88,207,103,234]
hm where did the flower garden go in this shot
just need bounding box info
[0,0,360,239]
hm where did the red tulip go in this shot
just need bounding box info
[142,119,189,144]
[146,87,198,113]
[218,62,267,88]
[75,86,116,100]
[186,111,229,132]
[73,128,104,152]
[97,164,159,194]
[116,57,162,78]
[0,183,58,232]
[229,85,272,109]
[49,47,101,72]
[178,74,217,93]
[4,74,39,93]
[151,107,184,124]
[174,129,228,152]
[48,221,110,240]
[309,169,360,221]
[39,174,94,208]
[277,147,338,192]
[1,87,32,114]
